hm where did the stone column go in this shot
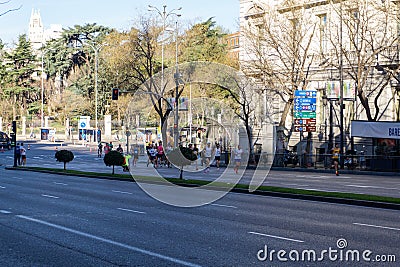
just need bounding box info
[44,116,49,128]
[22,116,26,137]
[104,115,112,139]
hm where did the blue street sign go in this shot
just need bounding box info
[294,98,316,104]
[294,105,316,111]
[295,90,317,97]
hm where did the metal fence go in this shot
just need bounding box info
[269,152,400,172]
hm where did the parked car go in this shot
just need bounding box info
[0,131,11,150]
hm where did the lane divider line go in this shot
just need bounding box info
[112,190,133,195]
[117,208,146,214]
[211,204,237,209]
[248,231,304,243]
[0,210,12,214]
[41,194,60,199]
[353,222,400,231]
[0,186,5,189]
[16,215,201,267]
[54,182,68,186]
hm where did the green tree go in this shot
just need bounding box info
[104,150,124,174]
[40,23,112,124]
[3,34,38,120]
[180,18,228,64]
[55,149,74,170]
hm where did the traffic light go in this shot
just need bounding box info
[112,88,119,100]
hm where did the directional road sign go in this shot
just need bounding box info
[293,118,316,125]
[294,90,317,97]
[294,111,316,119]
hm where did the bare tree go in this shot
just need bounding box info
[326,0,400,123]
[241,2,318,156]
[0,0,21,17]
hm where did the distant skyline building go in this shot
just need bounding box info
[28,9,43,50]
[28,8,62,51]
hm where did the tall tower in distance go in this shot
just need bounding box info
[28,9,44,50]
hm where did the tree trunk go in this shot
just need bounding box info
[279,97,293,127]
[64,162,66,170]
[112,165,115,175]
[180,167,183,179]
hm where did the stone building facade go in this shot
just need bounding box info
[239,0,400,160]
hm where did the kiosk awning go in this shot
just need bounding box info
[351,121,400,139]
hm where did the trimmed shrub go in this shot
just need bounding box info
[104,150,124,174]
[55,149,74,170]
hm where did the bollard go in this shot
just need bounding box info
[27,144,30,150]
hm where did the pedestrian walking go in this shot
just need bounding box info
[157,141,165,167]
[193,144,199,170]
[97,142,103,158]
[233,145,243,174]
[20,143,27,166]
[15,142,21,166]
[204,142,212,173]
[214,144,221,170]
[104,143,110,155]
[133,145,139,166]
[149,145,157,167]
[331,144,340,176]
[116,144,123,153]
[122,154,132,172]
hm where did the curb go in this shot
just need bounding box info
[269,166,400,177]
[5,166,400,210]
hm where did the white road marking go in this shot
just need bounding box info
[280,183,308,187]
[112,190,133,195]
[41,194,59,199]
[0,210,12,214]
[117,208,146,214]
[0,186,5,189]
[353,222,400,231]
[54,182,68,186]
[16,215,201,267]
[248,231,304,243]
[211,204,237,209]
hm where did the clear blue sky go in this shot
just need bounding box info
[0,0,239,46]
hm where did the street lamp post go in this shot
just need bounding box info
[148,5,182,147]
[148,5,182,92]
[339,1,345,169]
[40,49,52,128]
[82,42,107,141]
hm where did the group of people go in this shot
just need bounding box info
[98,141,134,172]
[146,141,169,168]
[97,142,114,158]
[15,142,27,166]
[194,142,243,174]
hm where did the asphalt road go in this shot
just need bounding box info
[0,167,399,266]
[1,142,400,198]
